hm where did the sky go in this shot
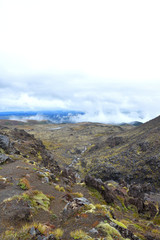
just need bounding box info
[0,0,160,123]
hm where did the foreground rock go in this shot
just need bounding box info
[0,153,13,164]
[1,198,31,225]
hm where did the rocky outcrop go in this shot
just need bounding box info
[0,154,13,164]
[61,167,76,183]
[0,135,10,151]
[85,174,115,204]
[128,183,153,199]
[1,199,31,224]
[88,164,123,182]
[41,150,60,173]
[62,197,90,220]
[110,222,140,240]
[128,183,158,217]
[11,128,35,140]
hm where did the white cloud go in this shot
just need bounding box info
[0,0,160,123]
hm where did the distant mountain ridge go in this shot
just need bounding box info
[0,110,84,123]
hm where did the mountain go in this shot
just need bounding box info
[0,117,160,239]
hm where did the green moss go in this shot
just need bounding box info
[111,219,127,229]
[22,190,50,212]
[51,213,57,220]
[87,186,106,204]
[18,178,31,190]
[37,151,42,160]
[0,148,5,154]
[153,215,160,225]
[72,192,84,198]
[54,184,65,192]
[70,229,92,239]
[53,228,64,239]
[84,204,96,213]
[116,195,127,211]
[133,224,144,231]
[1,222,54,240]
[96,222,125,239]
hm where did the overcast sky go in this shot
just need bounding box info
[0,0,160,123]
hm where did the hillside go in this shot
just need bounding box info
[0,117,160,239]
[14,116,160,187]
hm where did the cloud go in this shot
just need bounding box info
[0,73,159,123]
[0,1,160,123]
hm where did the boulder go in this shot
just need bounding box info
[85,175,115,204]
[61,167,76,183]
[0,154,13,164]
[128,183,153,199]
[1,198,31,224]
[62,197,90,220]
[88,164,122,182]
[0,135,10,151]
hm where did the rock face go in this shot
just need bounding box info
[0,154,13,164]
[85,174,115,204]
[69,115,160,188]
[128,183,153,199]
[61,167,76,183]
[9,128,61,173]
[0,135,10,151]
[41,150,60,173]
[110,222,140,240]
[88,164,123,182]
[85,175,159,220]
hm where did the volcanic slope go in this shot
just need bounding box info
[1,119,160,239]
[13,116,160,187]
[0,122,160,240]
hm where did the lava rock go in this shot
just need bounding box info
[85,174,115,204]
[61,167,76,183]
[89,228,99,235]
[0,154,13,164]
[62,197,90,220]
[1,198,31,224]
[0,135,10,151]
[110,222,140,240]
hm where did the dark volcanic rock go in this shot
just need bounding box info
[42,150,60,173]
[85,174,115,204]
[128,183,153,199]
[1,198,31,224]
[128,197,144,213]
[0,154,13,164]
[0,135,10,151]
[128,197,158,217]
[110,222,140,240]
[62,197,90,220]
[61,167,76,183]
[138,141,150,152]
[89,164,123,182]
[12,128,35,140]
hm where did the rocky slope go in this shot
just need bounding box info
[14,116,160,187]
[0,117,160,239]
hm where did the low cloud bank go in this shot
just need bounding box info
[9,114,48,122]
[5,110,155,124]
[69,110,150,124]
